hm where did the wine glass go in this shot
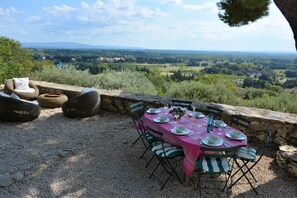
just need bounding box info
[174,114,180,120]
[218,125,223,136]
[191,104,196,113]
[163,102,169,110]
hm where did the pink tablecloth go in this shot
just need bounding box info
[142,108,247,175]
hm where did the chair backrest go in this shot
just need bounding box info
[230,115,251,134]
[145,126,164,140]
[198,146,238,173]
[257,128,272,159]
[207,106,223,120]
[171,99,192,109]
[130,101,145,125]
[135,119,146,135]
[200,146,238,159]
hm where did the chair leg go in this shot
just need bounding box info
[145,154,155,168]
[132,135,142,145]
[139,144,151,159]
[230,160,259,195]
[149,160,161,179]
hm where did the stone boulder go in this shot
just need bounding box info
[276,145,297,178]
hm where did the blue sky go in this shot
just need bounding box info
[0,0,295,52]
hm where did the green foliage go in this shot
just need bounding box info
[147,74,171,95]
[217,0,270,27]
[0,37,55,83]
[243,92,297,113]
[96,70,157,95]
[166,81,241,105]
[30,66,157,95]
[283,79,297,89]
[240,87,277,100]
[0,62,22,83]
[30,66,98,87]
[202,62,275,78]
[165,79,297,113]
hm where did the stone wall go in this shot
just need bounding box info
[32,80,297,146]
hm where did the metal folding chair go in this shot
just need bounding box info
[171,99,192,109]
[146,126,184,190]
[230,115,251,134]
[207,105,223,120]
[129,101,162,160]
[130,101,146,145]
[229,128,272,195]
[195,146,238,197]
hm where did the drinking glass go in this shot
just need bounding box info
[163,102,169,110]
[174,114,179,120]
[191,104,196,113]
[218,125,223,136]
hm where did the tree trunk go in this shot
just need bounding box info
[274,0,297,50]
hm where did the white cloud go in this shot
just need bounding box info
[182,2,217,12]
[44,4,75,16]
[78,0,166,23]
[160,0,183,4]
[25,16,42,24]
[0,6,18,16]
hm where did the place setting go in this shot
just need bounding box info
[213,120,227,128]
[189,104,205,119]
[225,130,247,141]
[146,107,161,114]
[170,125,191,136]
[153,114,171,123]
[189,111,205,119]
[201,134,224,146]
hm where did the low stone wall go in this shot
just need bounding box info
[32,80,297,146]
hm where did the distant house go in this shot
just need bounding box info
[97,57,125,63]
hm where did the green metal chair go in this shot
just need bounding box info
[130,101,146,145]
[130,101,161,159]
[229,128,272,195]
[195,146,238,197]
[171,99,192,109]
[207,105,223,120]
[146,126,184,190]
[230,115,251,134]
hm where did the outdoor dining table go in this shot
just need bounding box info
[142,108,247,175]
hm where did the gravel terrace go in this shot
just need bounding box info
[0,108,296,198]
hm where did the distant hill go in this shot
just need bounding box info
[21,42,142,50]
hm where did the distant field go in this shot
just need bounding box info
[122,63,205,75]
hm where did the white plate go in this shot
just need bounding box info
[226,131,246,140]
[214,120,227,128]
[170,128,191,136]
[146,108,161,114]
[153,117,170,123]
[201,137,224,146]
[189,112,205,118]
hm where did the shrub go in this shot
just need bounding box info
[240,87,278,100]
[96,70,157,95]
[30,67,157,95]
[166,81,241,105]
[244,92,297,113]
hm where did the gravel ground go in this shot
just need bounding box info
[0,108,296,198]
